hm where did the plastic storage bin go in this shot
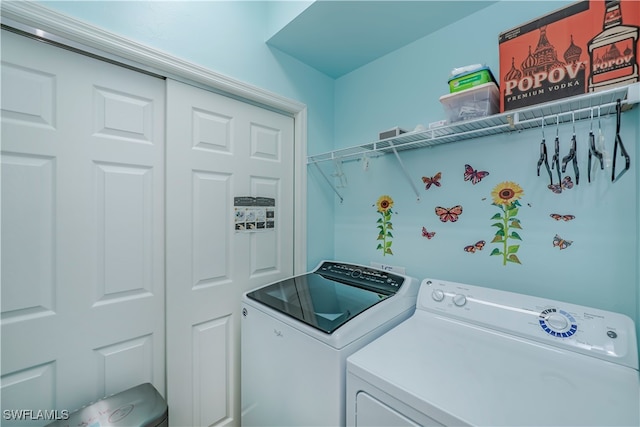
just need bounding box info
[45,383,168,427]
[439,82,499,123]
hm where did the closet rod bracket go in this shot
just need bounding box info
[388,141,421,202]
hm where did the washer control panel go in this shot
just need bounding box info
[316,261,405,295]
[418,278,638,370]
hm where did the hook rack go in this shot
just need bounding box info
[307,82,639,199]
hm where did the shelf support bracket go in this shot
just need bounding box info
[389,141,421,202]
[314,162,343,203]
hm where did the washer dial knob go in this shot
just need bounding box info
[432,289,445,302]
[452,294,467,307]
[545,313,569,330]
[539,308,578,338]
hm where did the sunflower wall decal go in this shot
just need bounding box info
[489,181,524,265]
[375,195,394,256]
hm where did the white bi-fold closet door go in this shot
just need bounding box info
[1,28,166,415]
[1,28,296,427]
[165,79,295,426]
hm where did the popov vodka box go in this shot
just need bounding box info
[498,0,639,112]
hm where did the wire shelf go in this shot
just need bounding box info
[307,82,639,165]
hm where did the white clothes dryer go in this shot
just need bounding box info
[347,278,640,426]
[241,261,419,427]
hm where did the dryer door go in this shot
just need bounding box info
[356,392,419,427]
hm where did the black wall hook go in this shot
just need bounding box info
[561,134,579,185]
[612,99,630,183]
[537,139,553,185]
[551,136,562,185]
[588,130,604,183]
[587,107,604,183]
[561,113,579,185]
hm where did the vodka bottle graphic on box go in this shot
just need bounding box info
[588,0,639,92]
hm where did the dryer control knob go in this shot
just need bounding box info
[452,294,467,307]
[432,289,445,302]
[545,313,569,330]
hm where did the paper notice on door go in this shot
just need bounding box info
[234,196,275,232]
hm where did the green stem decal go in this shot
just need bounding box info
[489,182,524,266]
[375,195,394,256]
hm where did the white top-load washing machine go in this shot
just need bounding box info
[241,261,419,427]
[347,278,640,426]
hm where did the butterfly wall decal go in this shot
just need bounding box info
[548,176,574,194]
[464,164,489,185]
[464,240,486,253]
[421,227,436,239]
[550,213,575,221]
[435,205,463,222]
[553,234,573,250]
[421,172,442,190]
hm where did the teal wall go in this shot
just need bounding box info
[37,1,639,355]
[330,1,640,350]
[265,0,313,39]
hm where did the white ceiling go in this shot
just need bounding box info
[267,1,497,78]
